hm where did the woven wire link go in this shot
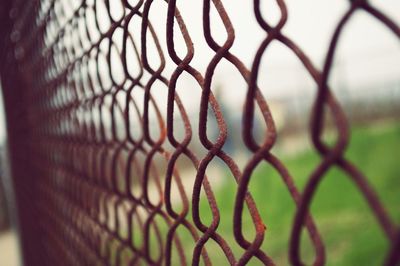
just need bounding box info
[0,0,399,265]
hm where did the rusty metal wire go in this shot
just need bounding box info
[0,0,399,265]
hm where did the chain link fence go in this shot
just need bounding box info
[0,0,399,265]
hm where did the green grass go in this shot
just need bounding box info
[197,122,400,265]
[121,122,399,265]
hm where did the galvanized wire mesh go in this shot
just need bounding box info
[0,0,399,265]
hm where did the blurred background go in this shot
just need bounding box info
[0,85,21,266]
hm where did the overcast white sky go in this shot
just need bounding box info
[169,0,400,100]
[137,0,400,117]
[0,0,399,144]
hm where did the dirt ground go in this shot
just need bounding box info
[0,230,21,266]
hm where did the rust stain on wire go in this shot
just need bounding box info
[0,0,399,265]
